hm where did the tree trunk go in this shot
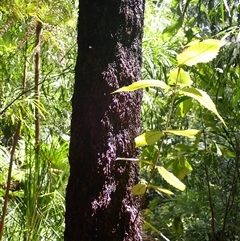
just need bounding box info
[65,1,145,240]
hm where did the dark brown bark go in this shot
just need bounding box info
[65,1,145,240]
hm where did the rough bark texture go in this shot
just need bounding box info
[65,1,145,240]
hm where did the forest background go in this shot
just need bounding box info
[0,0,240,240]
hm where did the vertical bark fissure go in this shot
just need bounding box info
[65,1,145,240]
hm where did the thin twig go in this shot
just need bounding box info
[200,108,215,236]
[0,120,22,240]
[34,21,43,159]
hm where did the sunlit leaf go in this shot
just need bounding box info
[112,80,169,93]
[168,68,192,87]
[178,98,192,117]
[115,157,153,166]
[157,166,186,191]
[149,184,174,195]
[165,129,199,138]
[135,131,163,147]
[179,87,226,126]
[177,39,223,66]
[215,142,222,156]
[115,157,139,161]
[131,183,147,195]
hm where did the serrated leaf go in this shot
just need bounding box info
[112,80,169,93]
[157,166,186,191]
[177,39,223,66]
[179,87,226,127]
[149,184,174,195]
[168,68,192,87]
[135,131,163,147]
[165,129,199,138]
[132,184,147,195]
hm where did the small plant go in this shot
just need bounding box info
[113,38,225,240]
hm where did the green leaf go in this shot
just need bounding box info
[141,219,162,237]
[112,80,169,93]
[177,39,223,66]
[135,131,163,147]
[175,143,197,152]
[193,131,202,148]
[178,98,192,117]
[165,129,199,138]
[149,184,174,195]
[173,214,184,235]
[157,166,186,191]
[162,17,183,36]
[179,87,226,127]
[168,68,192,87]
[172,158,193,180]
[131,184,147,195]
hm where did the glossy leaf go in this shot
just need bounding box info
[135,131,163,147]
[131,183,147,195]
[177,39,223,66]
[149,184,174,195]
[165,129,199,138]
[157,166,186,191]
[179,87,226,126]
[168,68,192,87]
[112,80,169,93]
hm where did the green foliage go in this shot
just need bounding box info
[116,0,240,240]
[177,39,223,66]
[1,0,240,240]
[114,37,223,197]
[0,0,77,240]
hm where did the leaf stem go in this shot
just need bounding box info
[146,67,181,190]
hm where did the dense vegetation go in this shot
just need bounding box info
[0,0,240,240]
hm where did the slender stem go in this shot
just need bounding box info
[34,21,42,160]
[146,67,181,189]
[0,121,22,240]
[137,68,181,226]
[221,141,239,238]
[0,36,29,240]
[23,41,28,89]
[200,110,215,236]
